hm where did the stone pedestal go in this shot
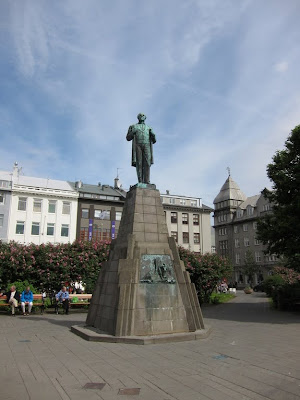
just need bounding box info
[72,185,209,344]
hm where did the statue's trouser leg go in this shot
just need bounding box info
[142,146,151,184]
[135,145,143,182]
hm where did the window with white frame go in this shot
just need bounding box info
[183,232,189,243]
[18,197,27,211]
[61,224,69,237]
[180,199,186,205]
[116,211,122,221]
[243,224,248,232]
[171,231,178,242]
[235,253,240,264]
[190,200,197,207]
[244,237,250,246]
[263,204,270,211]
[235,239,240,248]
[169,197,175,204]
[33,199,42,212]
[31,222,40,235]
[193,214,199,225]
[62,202,71,214]
[194,233,200,243]
[0,180,10,188]
[81,208,89,219]
[0,214,3,227]
[253,221,258,230]
[0,193,5,204]
[255,238,261,245]
[47,223,55,236]
[255,252,261,262]
[182,213,188,224]
[247,206,254,216]
[16,221,25,234]
[48,200,56,213]
[234,225,238,233]
[236,209,243,218]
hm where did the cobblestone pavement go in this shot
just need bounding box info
[0,291,299,400]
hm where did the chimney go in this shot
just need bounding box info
[13,162,19,177]
[114,177,121,189]
[75,180,83,189]
[166,190,170,195]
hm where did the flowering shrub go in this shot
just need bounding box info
[0,240,110,292]
[178,247,233,303]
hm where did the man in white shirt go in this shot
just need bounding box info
[0,285,20,315]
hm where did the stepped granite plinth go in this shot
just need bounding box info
[72,184,210,344]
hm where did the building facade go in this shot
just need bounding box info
[70,179,126,242]
[1,164,78,245]
[161,192,213,253]
[213,175,279,285]
[0,171,13,242]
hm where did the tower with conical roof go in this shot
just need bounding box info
[213,173,246,259]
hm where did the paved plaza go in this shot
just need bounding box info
[0,291,299,400]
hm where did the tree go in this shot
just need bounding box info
[178,247,233,303]
[257,125,300,270]
[243,250,258,287]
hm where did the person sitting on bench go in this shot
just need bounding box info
[0,285,20,316]
[55,286,69,315]
[21,286,34,316]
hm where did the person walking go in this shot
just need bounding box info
[21,286,34,316]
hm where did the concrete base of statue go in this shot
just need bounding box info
[72,184,210,344]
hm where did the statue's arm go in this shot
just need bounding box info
[150,129,156,144]
[126,125,134,141]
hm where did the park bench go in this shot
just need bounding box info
[0,294,45,314]
[55,293,92,314]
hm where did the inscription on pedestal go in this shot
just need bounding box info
[140,255,176,284]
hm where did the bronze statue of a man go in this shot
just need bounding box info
[126,113,156,184]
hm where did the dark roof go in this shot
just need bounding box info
[68,182,126,198]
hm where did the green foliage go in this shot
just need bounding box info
[6,280,37,293]
[210,292,236,304]
[178,247,233,303]
[0,240,110,291]
[257,125,300,271]
[244,250,258,287]
[263,275,284,297]
[71,296,79,303]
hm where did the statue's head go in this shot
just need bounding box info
[137,113,147,122]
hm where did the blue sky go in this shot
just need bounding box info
[0,0,299,207]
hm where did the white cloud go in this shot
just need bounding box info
[274,61,289,72]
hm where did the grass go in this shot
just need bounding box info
[210,292,236,305]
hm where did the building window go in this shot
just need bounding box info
[81,208,89,219]
[93,228,110,241]
[191,200,197,207]
[62,202,71,214]
[31,222,40,235]
[169,197,175,204]
[182,213,188,224]
[0,193,5,204]
[255,238,261,245]
[194,233,200,243]
[244,237,250,246]
[80,227,89,241]
[235,239,240,248]
[94,210,110,220]
[219,240,228,250]
[18,197,27,211]
[236,209,243,218]
[171,231,178,242]
[217,213,227,222]
[255,252,261,262]
[180,199,186,205]
[193,214,199,225]
[234,225,238,233]
[253,222,257,230]
[33,199,42,212]
[116,211,122,221]
[47,223,55,236]
[61,224,69,237]
[171,212,177,223]
[16,221,25,234]
[0,214,3,227]
[94,209,102,219]
[0,180,10,188]
[243,224,248,232]
[219,228,227,236]
[183,232,189,243]
[48,200,56,213]
[263,204,270,211]
[235,253,240,264]
[247,206,254,216]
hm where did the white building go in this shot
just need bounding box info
[161,191,213,253]
[1,163,78,245]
